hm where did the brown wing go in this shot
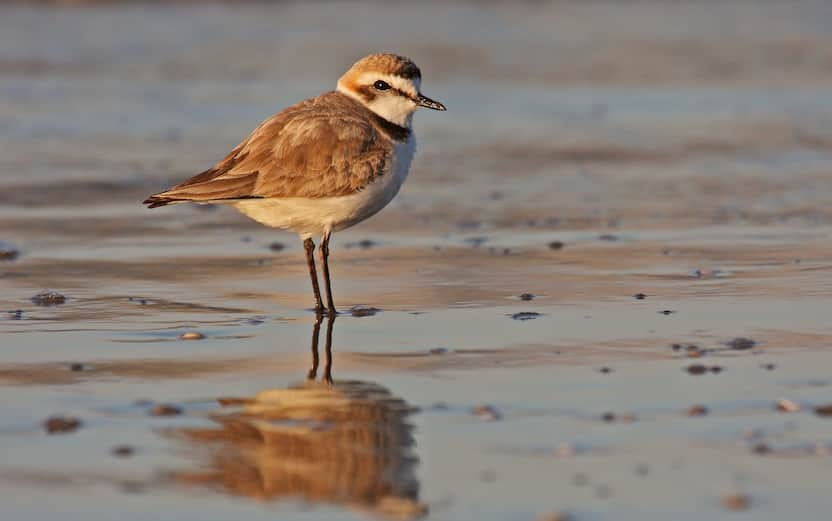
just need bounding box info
[143,92,391,208]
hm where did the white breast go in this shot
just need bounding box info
[232,136,416,239]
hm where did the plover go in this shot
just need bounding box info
[144,53,445,315]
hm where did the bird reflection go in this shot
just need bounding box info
[169,315,427,520]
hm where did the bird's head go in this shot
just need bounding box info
[337,53,446,127]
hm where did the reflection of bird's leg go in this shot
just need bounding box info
[307,314,323,380]
[323,313,335,385]
[303,237,324,313]
[319,231,337,316]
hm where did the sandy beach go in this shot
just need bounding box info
[2,1,832,519]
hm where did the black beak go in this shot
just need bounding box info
[416,93,446,111]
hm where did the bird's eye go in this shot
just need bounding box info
[373,80,391,91]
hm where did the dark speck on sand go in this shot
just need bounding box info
[43,415,82,434]
[510,312,542,321]
[345,239,377,249]
[31,291,66,306]
[350,305,380,317]
[814,404,832,417]
[0,241,19,261]
[727,337,756,350]
[149,404,183,417]
[686,364,708,375]
[111,445,135,457]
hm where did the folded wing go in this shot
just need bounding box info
[143,93,391,208]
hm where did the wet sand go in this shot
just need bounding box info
[3,1,832,520]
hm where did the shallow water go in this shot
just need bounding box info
[3,2,832,520]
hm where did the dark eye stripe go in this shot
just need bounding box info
[356,85,416,104]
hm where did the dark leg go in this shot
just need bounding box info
[306,314,323,380]
[323,313,335,385]
[303,237,324,313]
[319,232,337,315]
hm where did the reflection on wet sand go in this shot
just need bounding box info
[170,317,426,520]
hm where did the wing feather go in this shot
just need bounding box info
[143,92,392,208]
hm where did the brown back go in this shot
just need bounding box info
[144,92,407,207]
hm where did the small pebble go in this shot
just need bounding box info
[112,445,135,457]
[598,234,619,242]
[709,365,723,373]
[761,363,777,371]
[69,363,85,372]
[722,493,751,511]
[149,404,182,417]
[634,463,649,477]
[0,241,19,261]
[43,415,82,434]
[548,241,564,250]
[347,239,377,249]
[727,337,756,350]
[350,305,380,317]
[776,398,800,413]
[659,309,675,315]
[510,312,542,321]
[633,293,647,300]
[31,291,66,306]
[179,332,205,340]
[686,405,708,416]
[599,366,613,374]
[267,241,285,252]
[472,405,501,421]
[7,309,24,320]
[814,404,832,417]
[429,347,448,355]
[752,443,772,455]
[686,364,708,375]
[601,412,616,422]
[519,293,536,301]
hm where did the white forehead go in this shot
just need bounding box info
[357,72,420,96]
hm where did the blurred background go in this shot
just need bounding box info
[3,0,832,234]
[3,2,832,521]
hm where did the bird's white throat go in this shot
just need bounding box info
[337,75,418,128]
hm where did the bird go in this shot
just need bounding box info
[143,53,445,316]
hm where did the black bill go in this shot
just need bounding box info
[416,93,446,111]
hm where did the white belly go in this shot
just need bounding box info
[232,137,415,239]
